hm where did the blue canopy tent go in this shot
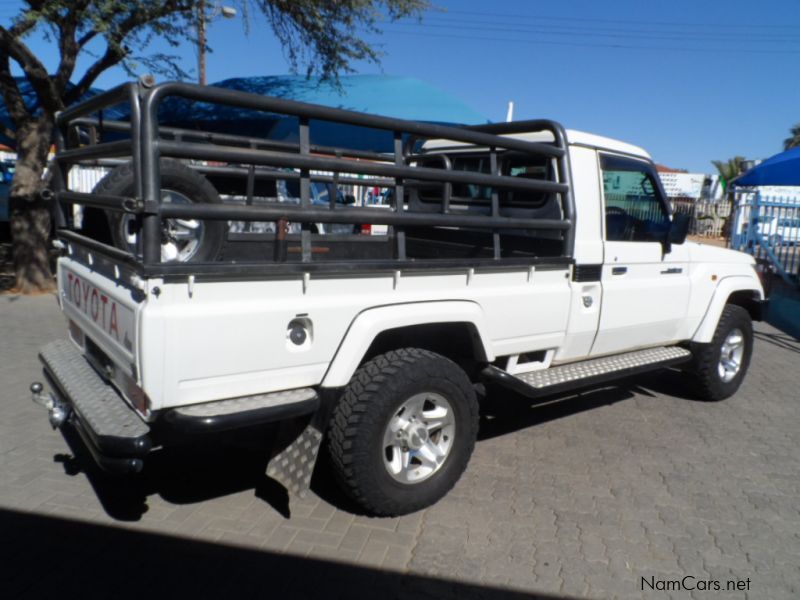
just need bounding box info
[0,78,112,148]
[730,147,800,287]
[154,75,488,152]
[1,75,488,152]
[733,147,800,187]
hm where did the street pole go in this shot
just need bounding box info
[198,0,207,85]
[197,2,235,85]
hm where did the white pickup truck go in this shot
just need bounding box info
[33,81,766,516]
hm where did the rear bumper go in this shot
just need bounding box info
[40,340,152,474]
[37,339,320,474]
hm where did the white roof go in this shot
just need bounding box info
[565,129,650,159]
[422,128,651,160]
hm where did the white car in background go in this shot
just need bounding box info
[750,215,800,246]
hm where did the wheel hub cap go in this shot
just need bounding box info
[404,423,429,450]
[120,189,205,263]
[382,392,456,484]
[718,328,745,383]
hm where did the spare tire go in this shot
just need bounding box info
[92,159,224,262]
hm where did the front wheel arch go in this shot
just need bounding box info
[687,304,753,401]
[691,277,763,344]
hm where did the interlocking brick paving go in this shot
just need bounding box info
[1,294,798,599]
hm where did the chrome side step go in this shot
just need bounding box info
[483,346,692,398]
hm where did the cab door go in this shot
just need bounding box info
[590,153,690,356]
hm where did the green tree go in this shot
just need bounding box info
[1,0,428,293]
[711,156,745,241]
[711,156,745,193]
[783,123,800,151]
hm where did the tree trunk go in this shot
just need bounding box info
[10,116,54,294]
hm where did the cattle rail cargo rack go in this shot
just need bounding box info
[49,79,577,281]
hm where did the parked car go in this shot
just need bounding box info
[748,214,800,246]
[0,160,15,223]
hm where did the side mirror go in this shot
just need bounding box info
[344,194,356,205]
[669,212,691,245]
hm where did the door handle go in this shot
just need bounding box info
[660,267,683,274]
[612,266,627,275]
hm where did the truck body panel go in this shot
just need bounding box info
[136,266,571,409]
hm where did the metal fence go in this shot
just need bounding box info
[671,197,733,239]
[731,192,800,285]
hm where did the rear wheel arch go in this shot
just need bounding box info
[320,302,494,388]
[361,322,488,380]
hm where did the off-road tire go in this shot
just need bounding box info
[327,348,479,516]
[92,159,225,262]
[688,304,753,401]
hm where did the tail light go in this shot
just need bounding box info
[360,223,372,235]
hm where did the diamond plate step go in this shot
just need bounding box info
[266,420,323,499]
[40,339,150,444]
[483,346,692,397]
[163,388,319,434]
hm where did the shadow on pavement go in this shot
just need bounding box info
[754,329,800,353]
[478,385,634,441]
[477,366,701,441]
[53,367,701,521]
[0,507,575,600]
[57,425,293,522]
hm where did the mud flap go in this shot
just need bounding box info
[265,415,324,498]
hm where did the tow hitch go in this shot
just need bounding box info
[30,381,70,429]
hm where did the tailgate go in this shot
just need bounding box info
[58,257,140,375]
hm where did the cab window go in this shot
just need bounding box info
[600,154,670,242]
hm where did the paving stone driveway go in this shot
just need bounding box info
[1,294,798,599]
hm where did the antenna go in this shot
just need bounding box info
[505,101,514,122]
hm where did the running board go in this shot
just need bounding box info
[482,346,692,398]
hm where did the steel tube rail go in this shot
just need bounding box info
[143,82,565,158]
[70,117,388,162]
[196,163,396,189]
[56,191,141,213]
[57,230,142,270]
[55,83,135,126]
[55,140,133,163]
[469,119,576,255]
[157,140,569,195]
[158,202,571,231]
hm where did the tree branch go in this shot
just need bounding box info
[77,28,99,48]
[64,1,193,104]
[54,1,93,93]
[64,45,125,105]
[0,25,60,113]
[9,0,46,37]
[0,50,31,127]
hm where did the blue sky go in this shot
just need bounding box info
[4,0,800,172]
